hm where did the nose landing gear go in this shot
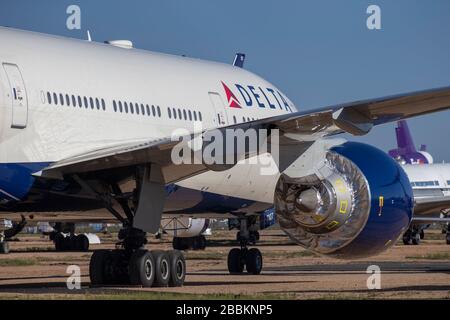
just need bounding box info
[227,217,263,275]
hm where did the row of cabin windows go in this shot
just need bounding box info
[113,100,161,117]
[411,181,439,187]
[47,92,106,111]
[167,107,202,122]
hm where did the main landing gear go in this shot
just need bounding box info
[48,223,89,252]
[89,227,186,287]
[0,215,27,254]
[72,172,186,288]
[227,217,263,275]
[403,226,423,245]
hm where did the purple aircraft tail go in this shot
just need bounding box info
[388,120,432,164]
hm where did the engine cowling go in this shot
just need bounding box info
[275,142,413,259]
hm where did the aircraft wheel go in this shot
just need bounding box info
[168,250,186,287]
[412,232,421,245]
[76,234,90,251]
[245,248,263,275]
[152,250,170,287]
[0,241,10,254]
[89,249,110,285]
[129,249,155,287]
[173,237,190,250]
[227,248,245,274]
[446,233,450,245]
[54,233,66,251]
[402,231,412,245]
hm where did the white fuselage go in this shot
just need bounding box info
[0,27,295,204]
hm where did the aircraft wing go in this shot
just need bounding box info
[413,196,450,216]
[37,86,450,183]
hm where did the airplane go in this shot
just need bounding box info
[1,26,450,288]
[388,120,433,165]
[388,120,450,244]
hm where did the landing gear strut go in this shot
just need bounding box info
[227,217,263,275]
[74,173,186,288]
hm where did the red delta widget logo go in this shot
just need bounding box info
[221,81,292,112]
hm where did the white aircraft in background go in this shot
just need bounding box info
[1,27,450,288]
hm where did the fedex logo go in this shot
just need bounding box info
[221,82,292,112]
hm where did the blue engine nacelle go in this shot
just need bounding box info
[275,142,413,259]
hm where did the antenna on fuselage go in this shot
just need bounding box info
[87,30,92,42]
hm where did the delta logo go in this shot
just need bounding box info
[221,81,292,112]
[221,81,242,109]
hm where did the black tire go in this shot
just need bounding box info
[54,233,66,251]
[192,236,206,250]
[412,236,420,245]
[246,248,263,275]
[446,234,450,245]
[152,250,170,287]
[0,242,9,254]
[227,248,244,274]
[402,231,412,245]
[129,249,155,287]
[173,237,189,250]
[168,250,186,287]
[198,235,206,250]
[76,234,90,252]
[89,249,110,285]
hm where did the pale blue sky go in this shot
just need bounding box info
[1,0,450,160]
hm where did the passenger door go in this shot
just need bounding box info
[208,92,228,127]
[3,63,28,128]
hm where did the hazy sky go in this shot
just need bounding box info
[1,0,450,160]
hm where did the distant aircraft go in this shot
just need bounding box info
[1,27,450,288]
[388,120,450,245]
[388,120,433,164]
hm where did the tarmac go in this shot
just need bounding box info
[0,229,448,299]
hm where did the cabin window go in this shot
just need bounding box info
[47,92,52,104]
[130,102,134,114]
[168,108,172,118]
[65,94,70,106]
[95,98,100,110]
[71,95,76,107]
[157,106,161,117]
[113,100,117,112]
[53,93,58,105]
[101,99,106,110]
[59,94,64,106]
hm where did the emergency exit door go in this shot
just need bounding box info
[3,63,28,128]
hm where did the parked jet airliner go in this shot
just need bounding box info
[1,27,450,287]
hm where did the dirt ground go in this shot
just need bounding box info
[0,229,448,299]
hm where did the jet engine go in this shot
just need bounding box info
[275,142,413,258]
